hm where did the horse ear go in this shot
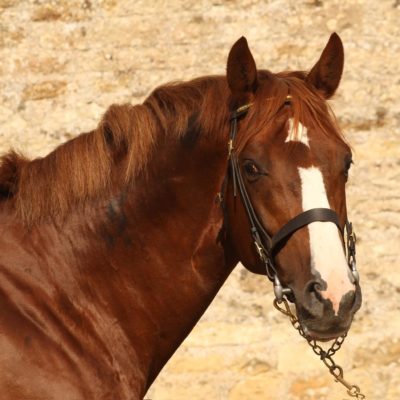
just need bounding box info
[306,33,344,99]
[227,37,258,103]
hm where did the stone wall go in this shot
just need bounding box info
[0,1,399,399]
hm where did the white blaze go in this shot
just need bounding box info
[298,167,355,314]
[285,118,309,147]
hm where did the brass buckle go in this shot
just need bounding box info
[254,240,266,262]
[236,103,253,113]
[228,139,234,158]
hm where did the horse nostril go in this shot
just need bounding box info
[305,279,325,301]
[301,279,326,319]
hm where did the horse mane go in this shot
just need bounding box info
[0,71,345,225]
[0,76,229,225]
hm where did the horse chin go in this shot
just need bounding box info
[301,324,348,342]
[293,301,351,342]
[289,288,358,343]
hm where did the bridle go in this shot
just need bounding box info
[220,95,365,399]
[225,96,359,302]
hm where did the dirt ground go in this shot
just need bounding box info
[0,1,399,399]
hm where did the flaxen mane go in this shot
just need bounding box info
[0,72,344,225]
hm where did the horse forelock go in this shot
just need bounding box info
[235,71,347,153]
[0,76,230,225]
[280,72,347,145]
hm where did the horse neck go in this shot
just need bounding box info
[136,129,239,384]
[60,123,238,392]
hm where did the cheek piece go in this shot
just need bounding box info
[220,99,359,303]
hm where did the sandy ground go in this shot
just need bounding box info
[0,1,399,399]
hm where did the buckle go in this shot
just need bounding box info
[228,139,234,158]
[254,240,266,262]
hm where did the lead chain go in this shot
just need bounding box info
[273,297,366,399]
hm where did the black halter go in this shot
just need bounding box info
[223,99,359,301]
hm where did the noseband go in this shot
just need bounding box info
[224,98,359,301]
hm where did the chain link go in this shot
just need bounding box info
[274,298,366,399]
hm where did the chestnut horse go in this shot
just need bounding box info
[0,33,361,399]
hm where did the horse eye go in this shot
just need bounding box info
[344,158,353,179]
[244,162,260,177]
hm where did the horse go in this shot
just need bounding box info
[0,33,361,399]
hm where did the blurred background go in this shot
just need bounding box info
[0,1,399,399]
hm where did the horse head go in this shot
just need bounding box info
[224,34,362,342]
